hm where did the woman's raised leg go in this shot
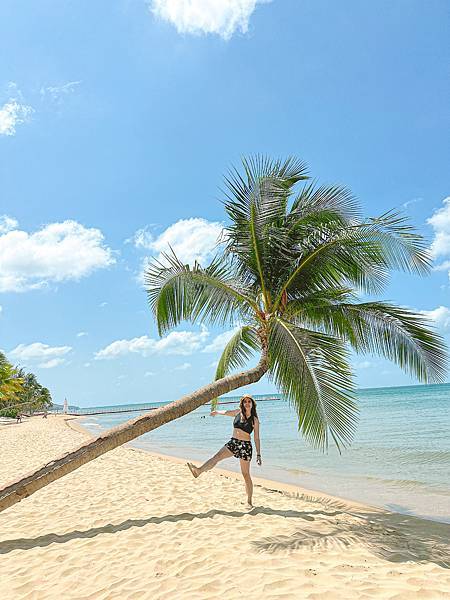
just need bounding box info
[187,445,233,478]
[240,458,253,507]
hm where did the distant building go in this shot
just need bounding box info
[63,398,68,414]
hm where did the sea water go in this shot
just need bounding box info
[79,383,450,523]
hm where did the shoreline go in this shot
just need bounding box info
[1,414,449,599]
[69,416,446,526]
[71,415,450,527]
[68,416,382,514]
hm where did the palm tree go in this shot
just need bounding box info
[0,361,52,418]
[0,352,23,406]
[16,370,53,413]
[0,156,447,513]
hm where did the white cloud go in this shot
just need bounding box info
[99,301,108,308]
[77,331,88,337]
[420,306,450,332]
[0,219,115,292]
[203,327,239,353]
[0,216,19,234]
[84,362,91,368]
[132,227,154,249]
[136,218,225,285]
[354,360,372,370]
[150,0,268,40]
[427,197,450,273]
[95,326,209,360]
[175,362,191,370]
[402,197,422,209]
[433,260,450,272]
[0,305,2,314]
[95,336,154,359]
[40,81,81,103]
[137,218,224,265]
[144,371,155,377]
[9,342,72,368]
[0,99,33,136]
[39,358,66,369]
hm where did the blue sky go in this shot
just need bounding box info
[1,0,449,407]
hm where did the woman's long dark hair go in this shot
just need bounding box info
[239,395,258,426]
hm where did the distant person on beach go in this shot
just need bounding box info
[187,395,261,508]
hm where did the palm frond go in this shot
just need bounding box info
[144,250,257,335]
[210,326,261,410]
[222,156,309,305]
[364,210,432,276]
[290,302,448,383]
[272,225,391,311]
[273,210,432,311]
[223,155,309,227]
[268,318,358,452]
[290,181,360,221]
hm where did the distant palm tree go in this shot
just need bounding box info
[0,351,23,405]
[15,369,53,413]
[1,156,447,512]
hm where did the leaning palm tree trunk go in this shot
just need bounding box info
[0,355,267,513]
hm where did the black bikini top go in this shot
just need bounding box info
[233,412,254,434]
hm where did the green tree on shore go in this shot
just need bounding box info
[15,370,52,414]
[0,352,23,408]
[0,353,52,418]
[1,156,447,512]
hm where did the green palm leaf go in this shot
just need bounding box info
[223,156,309,305]
[210,326,261,410]
[273,224,391,308]
[145,250,257,335]
[292,301,448,383]
[366,210,431,276]
[223,155,309,228]
[290,181,360,221]
[268,317,358,453]
[273,211,432,311]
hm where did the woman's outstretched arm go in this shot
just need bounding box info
[210,409,240,417]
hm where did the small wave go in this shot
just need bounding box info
[80,421,102,429]
[360,475,450,494]
[285,467,311,476]
[398,450,450,465]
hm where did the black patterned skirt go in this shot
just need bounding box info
[225,437,253,461]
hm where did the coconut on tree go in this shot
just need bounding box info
[0,155,447,512]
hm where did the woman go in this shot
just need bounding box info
[187,395,262,508]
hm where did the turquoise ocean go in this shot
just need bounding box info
[79,383,450,524]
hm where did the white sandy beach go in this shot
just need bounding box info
[0,415,449,600]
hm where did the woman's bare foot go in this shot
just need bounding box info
[187,462,199,478]
[246,502,254,510]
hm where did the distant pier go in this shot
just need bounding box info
[52,396,283,416]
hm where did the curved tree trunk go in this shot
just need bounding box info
[0,354,268,513]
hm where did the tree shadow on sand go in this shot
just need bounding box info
[0,507,313,555]
[1,496,448,568]
[250,494,450,569]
